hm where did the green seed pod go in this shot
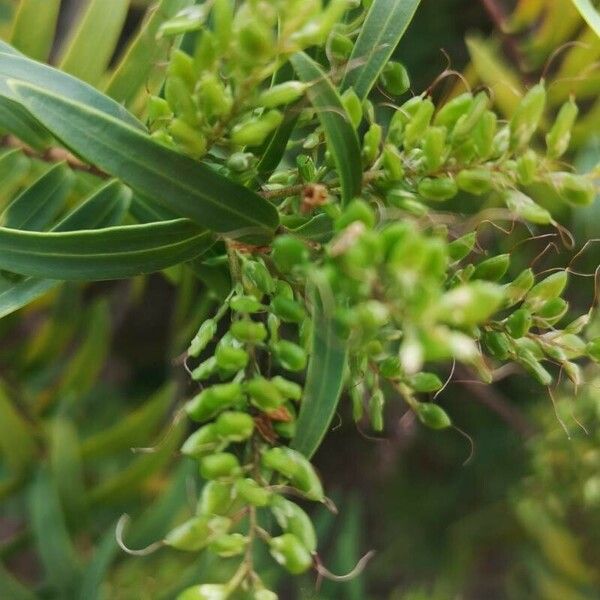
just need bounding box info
[416,403,452,429]
[505,308,532,338]
[259,81,307,108]
[181,424,224,459]
[503,268,535,306]
[196,73,232,119]
[188,319,217,358]
[238,20,273,59]
[235,478,272,506]
[387,189,428,216]
[564,314,590,334]
[231,110,283,146]
[261,446,324,501]
[330,32,354,60]
[456,168,493,195]
[516,149,539,185]
[273,340,307,372]
[227,152,254,172]
[408,372,443,393]
[587,338,600,362]
[272,236,309,274]
[502,190,552,225]
[213,0,234,52]
[165,76,198,124]
[197,481,236,516]
[418,176,458,201]
[473,254,510,281]
[296,154,317,182]
[193,30,217,72]
[272,376,303,401]
[422,126,447,171]
[482,330,512,360]
[164,515,230,551]
[525,271,568,311]
[516,348,552,386]
[271,495,317,552]
[550,333,587,359]
[214,411,255,442]
[243,259,274,294]
[169,119,207,157]
[269,533,313,574]
[341,88,363,128]
[437,281,504,326]
[514,336,544,360]
[472,110,497,158]
[434,93,473,129]
[271,296,305,323]
[147,95,173,127]
[536,297,568,324]
[382,144,405,181]
[177,584,228,600]
[274,420,297,439]
[215,344,249,372]
[387,95,422,144]
[185,382,244,422]
[199,452,240,480]
[230,319,267,343]
[363,123,382,165]
[246,377,285,411]
[448,232,476,261]
[452,91,489,141]
[380,61,410,96]
[369,389,384,432]
[230,295,263,313]
[403,98,434,148]
[546,98,578,158]
[510,82,546,149]
[563,361,582,386]
[491,125,510,157]
[191,356,218,381]
[335,199,376,231]
[209,533,247,557]
[168,49,195,89]
[552,172,595,206]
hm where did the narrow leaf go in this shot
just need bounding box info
[0,96,52,149]
[341,0,421,100]
[292,296,348,458]
[290,52,362,203]
[0,49,143,129]
[106,0,194,106]
[571,0,600,37]
[9,0,61,61]
[58,0,131,86]
[0,562,35,600]
[11,82,279,244]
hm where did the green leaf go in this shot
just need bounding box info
[57,0,131,86]
[0,180,131,319]
[291,295,348,458]
[9,0,61,61]
[0,96,52,149]
[0,49,143,129]
[2,162,73,231]
[106,0,195,106]
[81,383,176,460]
[0,562,35,600]
[0,149,30,200]
[29,468,81,597]
[571,0,600,37]
[11,82,279,244]
[341,0,421,101]
[290,52,362,204]
[0,218,213,280]
[77,525,119,600]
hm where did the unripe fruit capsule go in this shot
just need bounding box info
[510,82,546,149]
[369,389,385,431]
[214,411,255,442]
[422,126,447,171]
[335,198,376,231]
[525,271,568,311]
[418,176,458,201]
[456,168,493,195]
[382,144,405,181]
[505,308,532,338]
[403,98,434,148]
[178,584,228,600]
[341,88,363,128]
[230,319,267,343]
[272,376,303,401]
[258,81,307,108]
[472,254,510,281]
[482,330,511,360]
[434,93,473,129]
[215,344,249,372]
[231,110,283,146]
[552,172,595,206]
[185,382,243,422]
[230,295,263,313]
[235,478,272,506]
[516,150,538,185]
[408,372,443,392]
[271,296,306,323]
[271,495,317,552]
[181,424,223,458]
[546,98,578,158]
[273,340,307,371]
[416,403,451,429]
[448,232,476,261]
[199,452,240,480]
[272,236,309,273]
[246,377,285,411]
[452,91,489,141]
[269,533,313,574]
[242,259,274,294]
[188,319,217,357]
[380,61,410,96]
[209,533,247,557]
[503,190,552,225]
[197,481,236,516]
[164,515,230,552]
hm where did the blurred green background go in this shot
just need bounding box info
[0,1,599,598]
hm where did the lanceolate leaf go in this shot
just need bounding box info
[0,96,52,149]
[571,0,600,37]
[106,0,195,106]
[290,52,361,204]
[341,0,421,100]
[11,82,279,244]
[0,49,143,129]
[58,0,131,86]
[292,296,348,458]
[9,0,61,62]
[0,219,213,280]
[2,162,73,231]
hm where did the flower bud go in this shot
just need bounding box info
[482,330,511,360]
[235,478,272,506]
[456,168,493,195]
[272,236,309,274]
[188,319,217,358]
[296,154,317,182]
[210,533,247,557]
[246,377,285,411]
[546,98,578,158]
[269,533,313,574]
[516,149,538,185]
[472,110,497,158]
[418,176,458,201]
[502,190,552,225]
[341,88,363,128]
[330,32,354,60]
[403,98,434,148]
[242,259,274,295]
[165,515,230,551]
[271,495,317,552]
[194,30,217,72]
[551,172,595,206]
[408,372,443,393]
[230,295,263,313]
[230,319,267,343]
[535,297,568,325]
[238,20,273,59]
[525,271,568,311]
[503,268,535,306]
[362,123,382,165]
[434,93,472,129]
[273,340,307,372]
[197,73,232,119]
[160,6,209,37]
[510,82,546,149]
[231,110,283,146]
[448,232,476,261]
[165,76,198,124]
[422,126,447,171]
[259,81,307,108]
[452,91,489,141]
[215,344,249,372]
[213,0,234,51]
[272,376,303,401]
[505,308,532,338]
[168,49,196,88]
[197,481,236,516]
[335,198,376,230]
[437,282,504,326]
[185,382,244,422]
[271,296,306,323]
[416,403,451,429]
[214,411,255,442]
[199,452,240,480]
[191,356,218,381]
[472,254,510,281]
[382,144,405,181]
[169,119,207,157]
[181,424,224,458]
[147,96,173,127]
[380,61,410,96]
[516,348,552,386]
